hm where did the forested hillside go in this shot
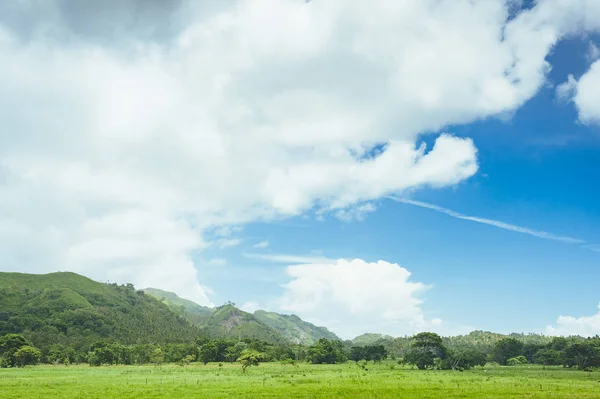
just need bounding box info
[253,310,340,345]
[0,272,198,355]
[142,287,214,326]
[197,304,286,344]
[143,288,339,345]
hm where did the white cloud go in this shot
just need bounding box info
[555,75,578,103]
[546,303,600,337]
[573,60,600,125]
[207,258,227,267]
[253,240,270,249]
[335,203,377,222]
[278,258,442,338]
[0,0,599,304]
[389,197,585,244]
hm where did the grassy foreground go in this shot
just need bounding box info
[2,362,600,398]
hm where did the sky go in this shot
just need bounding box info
[1,0,600,340]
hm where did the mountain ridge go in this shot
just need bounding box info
[142,287,340,345]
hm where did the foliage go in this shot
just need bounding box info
[563,341,600,369]
[506,356,528,366]
[198,305,287,344]
[349,345,388,363]
[142,288,214,326]
[532,348,562,366]
[440,348,487,370]
[253,310,340,345]
[492,338,524,365]
[0,333,35,367]
[404,332,448,370]
[306,338,347,364]
[0,272,198,358]
[13,345,41,367]
[237,349,264,373]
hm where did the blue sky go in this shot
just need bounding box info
[196,32,600,338]
[1,0,600,339]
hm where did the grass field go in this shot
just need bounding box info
[2,362,600,398]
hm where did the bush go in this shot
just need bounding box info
[507,356,528,366]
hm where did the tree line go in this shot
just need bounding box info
[3,331,600,371]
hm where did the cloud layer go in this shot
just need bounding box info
[1,0,599,304]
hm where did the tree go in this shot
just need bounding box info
[306,339,347,364]
[237,350,264,373]
[226,342,247,363]
[533,349,562,367]
[365,345,387,363]
[405,347,436,370]
[0,334,33,368]
[506,355,527,366]
[88,341,117,366]
[522,343,544,363]
[13,346,41,368]
[564,342,600,369]
[350,346,366,362]
[440,348,487,370]
[150,347,165,365]
[404,332,448,370]
[492,338,523,365]
[198,341,218,365]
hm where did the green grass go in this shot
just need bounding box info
[2,362,600,398]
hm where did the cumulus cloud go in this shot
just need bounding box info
[278,258,441,338]
[573,61,600,125]
[0,0,599,304]
[546,303,600,337]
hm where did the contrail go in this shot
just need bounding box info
[387,196,586,245]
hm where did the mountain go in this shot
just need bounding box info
[0,272,198,353]
[352,333,394,346]
[142,287,213,325]
[253,310,340,345]
[198,304,286,343]
[142,288,340,345]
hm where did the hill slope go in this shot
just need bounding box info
[198,304,287,344]
[142,287,213,325]
[352,333,393,346]
[142,287,340,345]
[254,310,340,345]
[0,272,198,353]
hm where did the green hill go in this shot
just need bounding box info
[141,287,340,345]
[142,287,213,325]
[352,333,393,346]
[198,304,286,344]
[0,272,198,353]
[253,310,339,345]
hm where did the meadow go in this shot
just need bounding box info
[2,362,600,398]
